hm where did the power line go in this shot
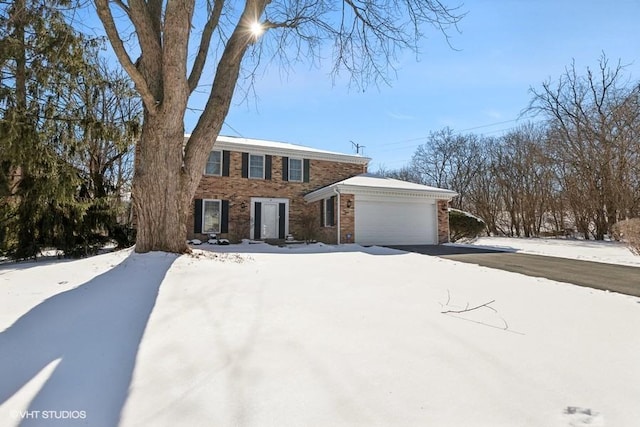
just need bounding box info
[222,122,244,138]
[374,115,539,149]
[457,118,521,133]
[185,104,243,137]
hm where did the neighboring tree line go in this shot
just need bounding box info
[379,56,640,241]
[0,0,140,259]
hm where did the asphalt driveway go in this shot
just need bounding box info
[388,245,640,298]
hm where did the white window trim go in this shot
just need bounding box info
[204,150,223,176]
[288,157,303,182]
[202,199,222,234]
[249,154,265,179]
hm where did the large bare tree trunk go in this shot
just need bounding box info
[132,116,190,253]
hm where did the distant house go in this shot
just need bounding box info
[190,136,457,245]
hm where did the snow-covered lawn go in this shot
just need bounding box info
[462,236,640,267]
[1,242,639,426]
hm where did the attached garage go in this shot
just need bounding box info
[304,174,457,246]
[355,196,437,245]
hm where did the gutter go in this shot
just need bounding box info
[334,187,341,244]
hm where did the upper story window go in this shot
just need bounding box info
[282,156,309,182]
[205,150,222,176]
[288,158,303,182]
[249,154,264,179]
[241,153,271,179]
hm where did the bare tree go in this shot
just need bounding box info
[528,54,640,239]
[374,164,422,183]
[466,141,502,235]
[93,0,464,253]
[490,124,554,237]
[410,127,482,210]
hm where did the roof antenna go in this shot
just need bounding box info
[350,140,365,155]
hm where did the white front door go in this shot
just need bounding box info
[262,203,279,239]
[250,198,289,240]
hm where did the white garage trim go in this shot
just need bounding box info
[304,173,458,246]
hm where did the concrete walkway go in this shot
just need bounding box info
[389,245,640,297]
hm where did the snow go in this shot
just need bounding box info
[462,236,640,267]
[216,135,356,156]
[335,174,458,194]
[184,134,370,163]
[1,242,639,426]
[449,208,485,223]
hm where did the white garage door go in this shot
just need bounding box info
[355,197,437,245]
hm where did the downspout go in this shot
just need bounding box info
[334,187,341,244]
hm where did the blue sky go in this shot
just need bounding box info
[79,2,640,171]
[199,0,640,171]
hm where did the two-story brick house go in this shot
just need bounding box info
[189,136,457,245]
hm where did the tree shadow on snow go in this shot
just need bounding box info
[0,251,178,427]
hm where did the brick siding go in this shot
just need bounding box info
[312,193,356,244]
[190,151,366,241]
[437,200,450,243]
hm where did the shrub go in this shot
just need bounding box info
[299,209,319,243]
[110,224,137,249]
[612,218,640,255]
[449,209,486,242]
[229,217,250,243]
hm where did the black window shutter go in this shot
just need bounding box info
[278,203,286,239]
[320,200,325,227]
[254,202,262,239]
[194,199,203,233]
[327,196,335,226]
[241,152,249,178]
[222,151,230,177]
[221,200,229,233]
[303,159,310,183]
[265,155,272,180]
[282,156,289,181]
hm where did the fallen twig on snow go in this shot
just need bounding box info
[441,299,496,314]
[439,290,516,333]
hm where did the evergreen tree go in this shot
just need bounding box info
[0,0,139,258]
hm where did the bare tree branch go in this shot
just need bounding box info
[441,299,496,314]
[184,0,271,188]
[188,0,224,93]
[440,291,514,332]
[94,0,158,114]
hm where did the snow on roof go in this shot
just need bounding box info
[338,173,457,193]
[217,135,348,156]
[305,173,458,201]
[185,134,370,164]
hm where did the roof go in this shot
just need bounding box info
[304,173,458,202]
[185,134,370,165]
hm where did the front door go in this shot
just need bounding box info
[251,198,289,240]
[261,203,279,239]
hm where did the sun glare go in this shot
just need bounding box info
[249,21,264,37]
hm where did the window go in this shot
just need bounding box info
[202,200,221,233]
[323,196,335,227]
[205,151,222,175]
[288,158,303,182]
[249,154,264,179]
